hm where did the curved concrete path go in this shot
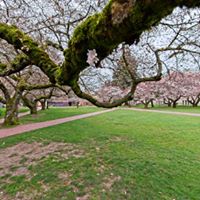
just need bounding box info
[0,109,116,139]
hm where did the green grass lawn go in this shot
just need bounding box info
[134,104,200,113]
[19,106,103,124]
[0,109,200,199]
[0,107,29,119]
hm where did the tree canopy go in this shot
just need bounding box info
[0,0,200,108]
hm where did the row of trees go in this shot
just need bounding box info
[0,66,71,125]
[100,71,200,108]
[135,72,200,108]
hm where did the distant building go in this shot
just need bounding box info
[48,96,92,107]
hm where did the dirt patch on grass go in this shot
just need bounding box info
[0,142,85,199]
[109,136,131,143]
[103,173,121,191]
[0,142,84,178]
[76,194,90,200]
[58,172,72,186]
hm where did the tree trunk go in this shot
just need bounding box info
[22,96,38,115]
[30,102,37,114]
[168,102,172,107]
[172,102,177,108]
[193,103,198,107]
[124,101,131,107]
[40,101,46,110]
[150,100,154,108]
[164,99,171,107]
[46,101,49,109]
[4,96,20,126]
[144,103,149,109]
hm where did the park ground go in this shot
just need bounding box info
[0,106,200,199]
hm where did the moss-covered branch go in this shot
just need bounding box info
[3,89,22,125]
[0,23,59,83]
[19,83,55,91]
[60,0,200,107]
[34,88,55,102]
[0,54,31,76]
[60,0,200,84]
[71,80,137,108]
[0,79,10,100]
[0,96,6,104]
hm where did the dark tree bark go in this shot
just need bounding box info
[4,93,21,126]
[172,102,177,108]
[30,103,38,114]
[142,100,151,109]
[168,102,172,107]
[163,98,172,107]
[40,100,46,110]
[22,96,38,115]
[187,96,200,107]
[124,101,131,107]
[150,99,154,108]
[169,97,181,108]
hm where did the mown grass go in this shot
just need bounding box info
[0,107,29,119]
[17,106,102,124]
[134,104,200,113]
[0,109,200,199]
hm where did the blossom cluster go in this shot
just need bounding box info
[86,49,99,67]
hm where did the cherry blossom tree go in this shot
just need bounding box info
[98,82,128,103]
[134,81,160,108]
[158,72,186,108]
[22,88,56,115]
[182,72,200,107]
[0,67,54,125]
[0,1,200,108]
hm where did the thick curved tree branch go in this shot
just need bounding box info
[22,88,55,105]
[20,83,55,91]
[0,54,31,76]
[71,80,136,108]
[0,96,6,104]
[61,0,200,84]
[34,88,55,102]
[135,49,163,84]
[0,79,10,99]
[0,23,59,83]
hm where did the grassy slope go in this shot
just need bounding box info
[0,109,200,199]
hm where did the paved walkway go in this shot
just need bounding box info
[0,109,116,139]
[123,107,200,117]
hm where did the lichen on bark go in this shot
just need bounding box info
[0,23,59,83]
[4,94,21,126]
